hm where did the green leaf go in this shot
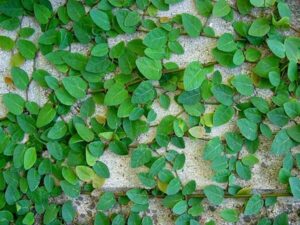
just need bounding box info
[149,157,166,176]
[267,108,289,127]
[2,93,25,115]
[287,125,300,143]
[48,121,67,139]
[244,194,263,215]
[136,57,162,80]
[266,39,285,58]
[104,82,129,106]
[61,181,80,198]
[75,123,94,142]
[0,35,14,51]
[203,185,224,205]
[245,48,261,62]
[67,0,85,22]
[132,81,156,104]
[47,141,64,161]
[217,33,236,52]
[93,161,110,178]
[27,168,41,191]
[36,103,56,128]
[143,28,167,49]
[236,161,251,180]
[90,9,111,31]
[225,132,243,153]
[166,178,181,195]
[22,212,34,225]
[11,67,30,90]
[62,76,87,99]
[212,0,231,17]
[237,118,258,141]
[203,137,223,161]
[159,94,170,109]
[250,97,269,113]
[220,209,239,222]
[43,204,59,224]
[289,177,300,199]
[97,192,116,211]
[75,165,95,182]
[242,154,259,167]
[24,147,37,170]
[62,52,87,71]
[34,3,51,24]
[284,37,300,62]
[213,105,234,126]
[39,29,58,45]
[17,39,37,60]
[211,84,234,106]
[231,74,254,96]
[172,200,187,215]
[248,18,270,37]
[126,188,148,205]
[195,0,213,17]
[182,13,202,37]
[183,61,206,91]
[237,0,252,15]
[271,130,295,155]
[131,145,152,168]
[253,55,280,78]
[62,201,75,223]
[283,101,300,119]
[91,43,109,57]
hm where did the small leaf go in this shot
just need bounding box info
[203,185,224,205]
[62,201,76,223]
[90,9,111,31]
[213,0,231,17]
[289,177,300,199]
[104,83,129,106]
[217,33,237,52]
[237,118,258,141]
[24,147,37,170]
[17,39,37,60]
[97,192,116,211]
[182,13,202,37]
[11,67,29,90]
[75,165,95,182]
[34,3,51,24]
[248,18,270,37]
[136,57,162,80]
[36,103,56,128]
[213,105,234,126]
[183,61,206,91]
[131,145,152,168]
[2,93,25,115]
[126,188,148,205]
[231,74,254,96]
[220,209,239,222]
[244,194,263,215]
[271,130,295,155]
[62,76,87,99]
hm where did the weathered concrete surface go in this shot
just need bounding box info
[1,0,300,224]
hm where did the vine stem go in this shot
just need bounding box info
[95,191,292,199]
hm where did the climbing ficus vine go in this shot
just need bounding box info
[0,0,299,224]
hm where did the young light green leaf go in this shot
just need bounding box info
[24,147,37,170]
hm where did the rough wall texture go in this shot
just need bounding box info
[0,0,300,224]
